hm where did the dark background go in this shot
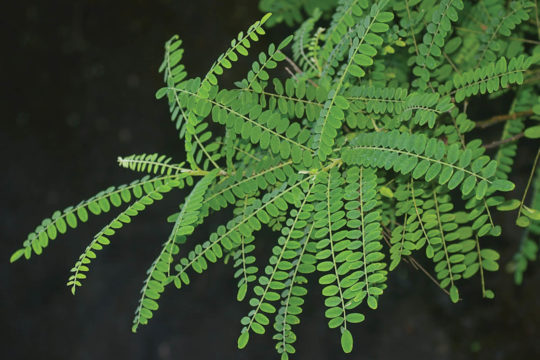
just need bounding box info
[2,1,539,359]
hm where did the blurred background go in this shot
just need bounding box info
[2,0,539,359]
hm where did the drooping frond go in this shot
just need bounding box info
[131,170,217,331]
[11,174,188,262]
[238,176,315,350]
[343,167,387,310]
[232,196,259,302]
[68,177,184,294]
[171,176,309,295]
[273,222,316,358]
[389,181,422,271]
[307,166,387,353]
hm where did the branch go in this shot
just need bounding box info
[284,66,297,80]
[277,50,319,88]
[279,50,303,74]
[517,148,540,220]
[484,132,524,149]
[476,110,534,128]
[381,226,451,296]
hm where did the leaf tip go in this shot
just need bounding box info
[341,328,353,353]
[238,331,249,349]
[9,248,25,263]
[261,13,272,24]
[450,285,459,303]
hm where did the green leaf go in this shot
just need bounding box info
[347,313,365,323]
[450,286,459,303]
[334,96,349,110]
[490,179,514,192]
[379,186,394,198]
[143,298,159,310]
[461,175,476,195]
[482,259,499,271]
[10,249,25,263]
[496,199,520,211]
[341,329,353,353]
[238,331,249,349]
[155,87,168,99]
[251,322,265,334]
[524,126,540,139]
[522,205,540,220]
[349,64,365,78]
[367,296,378,309]
[237,283,248,302]
[516,216,530,228]
[480,249,500,261]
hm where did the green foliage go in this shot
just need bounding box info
[474,1,534,66]
[132,170,217,331]
[452,55,533,102]
[12,0,540,358]
[68,177,180,294]
[259,0,338,27]
[11,174,191,262]
[509,148,540,284]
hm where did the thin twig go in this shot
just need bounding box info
[476,109,534,128]
[278,50,319,88]
[381,224,450,296]
[407,257,451,297]
[484,132,524,149]
[517,148,540,220]
[281,52,303,74]
[284,67,297,80]
[443,51,461,74]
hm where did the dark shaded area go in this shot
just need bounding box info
[2,1,539,359]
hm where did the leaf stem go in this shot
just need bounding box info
[517,148,540,220]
